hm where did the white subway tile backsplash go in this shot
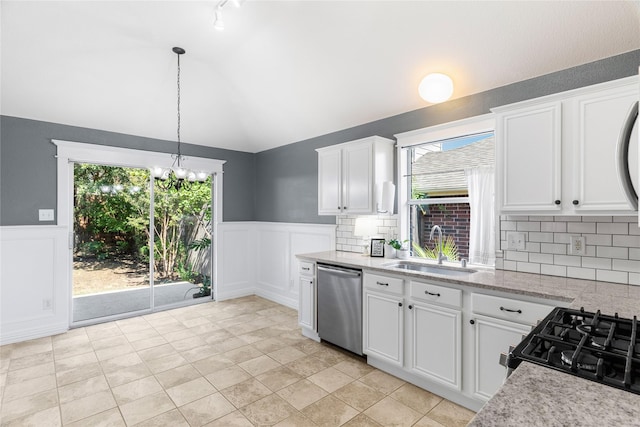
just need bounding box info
[529,232,554,243]
[336,215,398,254]
[553,233,571,244]
[612,259,640,273]
[497,214,633,285]
[541,264,567,277]
[584,234,612,246]
[541,243,567,255]
[597,246,628,259]
[505,251,529,262]
[541,222,567,233]
[567,267,596,280]
[567,222,596,233]
[597,223,628,234]
[596,270,628,284]
[613,235,640,248]
[517,262,541,274]
[529,253,553,264]
[583,216,611,223]
[517,222,541,232]
[581,257,612,270]
[554,254,582,267]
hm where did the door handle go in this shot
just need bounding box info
[500,306,522,314]
[617,101,638,209]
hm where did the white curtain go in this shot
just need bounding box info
[465,166,495,266]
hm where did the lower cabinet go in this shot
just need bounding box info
[408,301,462,390]
[298,276,314,330]
[361,270,560,411]
[470,314,530,400]
[363,290,404,366]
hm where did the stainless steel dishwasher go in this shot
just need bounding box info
[317,263,363,355]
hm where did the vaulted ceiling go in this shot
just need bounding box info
[1,1,638,153]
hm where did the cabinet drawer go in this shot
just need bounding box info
[410,281,461,308]
[299,261,315,276]
[364,273,404,295]
[471,293,554,326]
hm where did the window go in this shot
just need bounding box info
[396,116,496,266]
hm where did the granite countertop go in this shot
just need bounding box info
[297,250,640,426]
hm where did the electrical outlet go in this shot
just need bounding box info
[39,209,55,221]
[570,235,586,256]
[42,298,52,310]
[507,232,526,250]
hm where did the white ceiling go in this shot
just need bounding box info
[1,1,639,153]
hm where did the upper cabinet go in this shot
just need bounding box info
[493,76,638,215]
[316,136,394,215]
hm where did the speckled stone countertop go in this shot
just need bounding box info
[297,250,640,426]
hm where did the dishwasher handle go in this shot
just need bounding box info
[317,265,362,277]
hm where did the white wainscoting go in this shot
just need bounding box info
[217,222,336,309]
[0,226,70,345]
[1,222,335,345]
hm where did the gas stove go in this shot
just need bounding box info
[507,307,639,395]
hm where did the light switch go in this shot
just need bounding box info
[39,209,55,221]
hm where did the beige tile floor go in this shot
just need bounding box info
[0,296,476,426]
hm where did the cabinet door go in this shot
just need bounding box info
[318,149,342,215]
[572,87,638,212]
[409,302,461,390]
[342,142,373,214]
[298,276,314,330]
[363,291,403,366]
[498,102,562,212]
[472,314,530,401]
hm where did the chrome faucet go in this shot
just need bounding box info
[430,225,448,265]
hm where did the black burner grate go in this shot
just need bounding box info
[509,307,639,395]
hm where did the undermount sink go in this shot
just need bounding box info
[383,261,477,276]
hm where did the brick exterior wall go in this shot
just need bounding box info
[417,203,470,260]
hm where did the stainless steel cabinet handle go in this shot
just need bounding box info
[425,290,441,297]
[617,101,638,210]
[376,281,389,286]
[500,306,522,314]
[302,267,310,271]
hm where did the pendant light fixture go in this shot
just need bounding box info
[151,47,208,190]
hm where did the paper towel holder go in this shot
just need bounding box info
[376,181,395,214]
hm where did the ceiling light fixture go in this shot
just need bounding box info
[213,7,224,31]
[418,73,454,104]
[150,47,208,190]
[213,0,242,31]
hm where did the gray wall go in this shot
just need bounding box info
[2,50,638,226]
[254,49,640,223]
[0,116,256,225]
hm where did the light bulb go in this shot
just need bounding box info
[196,171,208,182]
[150,166,164,178]
[160,169,170,181]
[174,167,188,179]
[100,185,111,193]
[187,171,197,182]
[418,73,454,104]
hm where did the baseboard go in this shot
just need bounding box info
[254,288,298,310]
[215,287,256,302]
[0,321,69,346]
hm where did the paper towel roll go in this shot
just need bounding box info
[379,181,395,214]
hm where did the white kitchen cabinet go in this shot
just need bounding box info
[469,292,554,401]
[298,261,319,341]
[408,301,462,390]
[316,136,394,215]
[494,76,638,215]
[496,102,562,212]
[363,290,404,367]
[470,314,530,401]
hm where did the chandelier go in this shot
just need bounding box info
[150,47,208,190]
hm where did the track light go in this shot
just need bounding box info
[214,8,224,31]
[214,0,243,31]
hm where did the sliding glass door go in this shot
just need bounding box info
[72,163,213,324]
